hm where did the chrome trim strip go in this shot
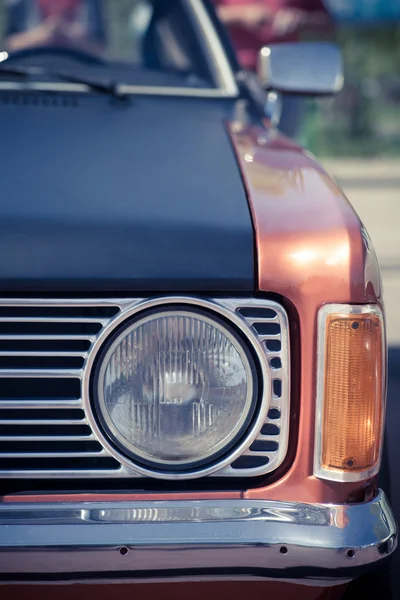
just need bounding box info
[1,576,352,588]
[119,86,236,97]
[314,303,386,483]
[0,335,96,341]
[0,450,107,458]
[0,317,106,323]
[0,491,396,584]
[0,419,87,425]
[0,351,87,357]
[0,299,129,308]
[0,369,82,378]
[0,399,83,409]
[0,435,94,442]
[0,80,237,98]
[0,1,238,98]
[187,0,238,96]
[0,468,124,478]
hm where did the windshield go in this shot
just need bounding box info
[0,0,227,91]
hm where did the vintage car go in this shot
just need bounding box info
[0,1,396,599]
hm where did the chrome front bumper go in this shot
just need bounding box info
[0,490,396,585]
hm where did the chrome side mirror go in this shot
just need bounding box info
[257,42,344,96]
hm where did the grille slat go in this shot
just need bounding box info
[0,450,108,458]
[243,450,276,458]
[0,369,82,378]
[0,335,95,340]
[255,434,281,442]
[0,317,109,324]
[0,400,83,409]
[0,467,122,477]
[0,419,87,425]
[0,351,87,357]
[0,298,289,480]
[270,369,282,380]
[0,435,94,442]
[247,316,280,325]
[255,332,281,340]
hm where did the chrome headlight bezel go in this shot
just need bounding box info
[86,297,273,480]
[92,306,259,474]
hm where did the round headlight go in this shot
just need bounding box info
[93,308,258,472]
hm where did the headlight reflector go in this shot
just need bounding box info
[94,309,257,472]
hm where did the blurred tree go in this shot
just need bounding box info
[338,24,400,78]
[306,21,400,157]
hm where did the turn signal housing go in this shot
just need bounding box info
[314,304,385,482]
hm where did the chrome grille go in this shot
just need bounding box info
[217,301,289,477]
[0,303,121,476]
[0,298,289,479]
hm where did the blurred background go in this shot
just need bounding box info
[304,4,400,159]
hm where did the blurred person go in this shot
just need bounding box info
[3,0,106,55]
[213,0,334,138]
[214,0,333,70]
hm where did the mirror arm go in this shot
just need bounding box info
[264,91,282,127]
[235,70,271,121]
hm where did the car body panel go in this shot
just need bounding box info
[0,582,347,600]
[228,123,382,505]
[0,95,254,292]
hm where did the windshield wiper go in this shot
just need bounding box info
[0,65,126,98]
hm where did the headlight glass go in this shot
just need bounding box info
[95,309,257,471]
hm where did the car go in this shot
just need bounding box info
[0,1,396,599]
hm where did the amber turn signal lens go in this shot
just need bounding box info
[315,306,385,482]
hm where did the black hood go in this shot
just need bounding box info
[0,92,254,293]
